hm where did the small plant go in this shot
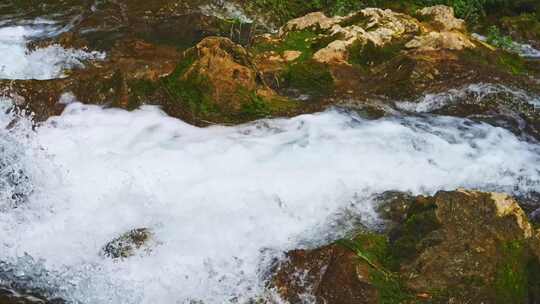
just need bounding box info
[240,92,271,117]
[486,25,517,51]
[337,234,412,304]
[281,60,334,96]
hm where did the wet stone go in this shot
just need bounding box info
[101,228,155,259]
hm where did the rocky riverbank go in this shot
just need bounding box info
[1,1,540,303]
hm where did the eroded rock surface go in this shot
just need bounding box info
[272,190,540,304]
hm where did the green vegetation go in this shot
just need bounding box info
[496,52,526,75]
[348,40,404,68]
[460,47,528,76]
[250,0,523,24]
[527,256,540,302]
[495,241,528,303]
[281,60,335,96]
[338,233,412,304]
[161,55,217,115]
[239,90,271,117]
[486,25,516,50]
[390,200,441,263]
[252,29,336,97]
[128,79,158,110]
[252,29,321,59]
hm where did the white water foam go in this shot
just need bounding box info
[472,33,540,59]
[200,1,254,23]
[0,100,539,303]
[0,24,104,80]
[396,83,540,113]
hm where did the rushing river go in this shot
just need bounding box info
[1,22,540,304]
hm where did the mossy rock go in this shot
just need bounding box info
[387,190,540,303]
[280,60,335,97]
[348,40,405,69]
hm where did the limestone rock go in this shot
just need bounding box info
[299,8,420,64]
[405,31,476,51]
[281,12,343,33]
[418,5,466,31]
[359,8,421,45]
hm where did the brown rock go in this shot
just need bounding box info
[391,190,537,302]
[405,31,476,51]
[271,243,379,304]
[185,37,274,111]
[418,5,466,32]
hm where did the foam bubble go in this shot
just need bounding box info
[396,83,540,112]
[1,101,539,303]
[0,24,104,80]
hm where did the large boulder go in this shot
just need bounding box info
[391,190,538,302]
[271,190,540,303]
[279,8,421,64]
[180,36,274,111]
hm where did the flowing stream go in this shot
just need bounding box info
[1,22,540,304]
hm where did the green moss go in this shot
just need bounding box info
[251,29,321,61]
[348,40,404,68]
[527,256,540,302]
[338,233,413,304]
[460,48,528,76]
[238,88,301,119]
[281,60,334,96]
[371,271,412,304]
[496,52,527,75]
[240,91,272,118]
[390,200,441,263]
[495,240,528,303]
[128,79,158,110]
[486,25,516,50]
[160,54,218,115]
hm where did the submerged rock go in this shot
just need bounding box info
[272,190,540,303]
[0,287,65,304]
[101,228,156,259]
